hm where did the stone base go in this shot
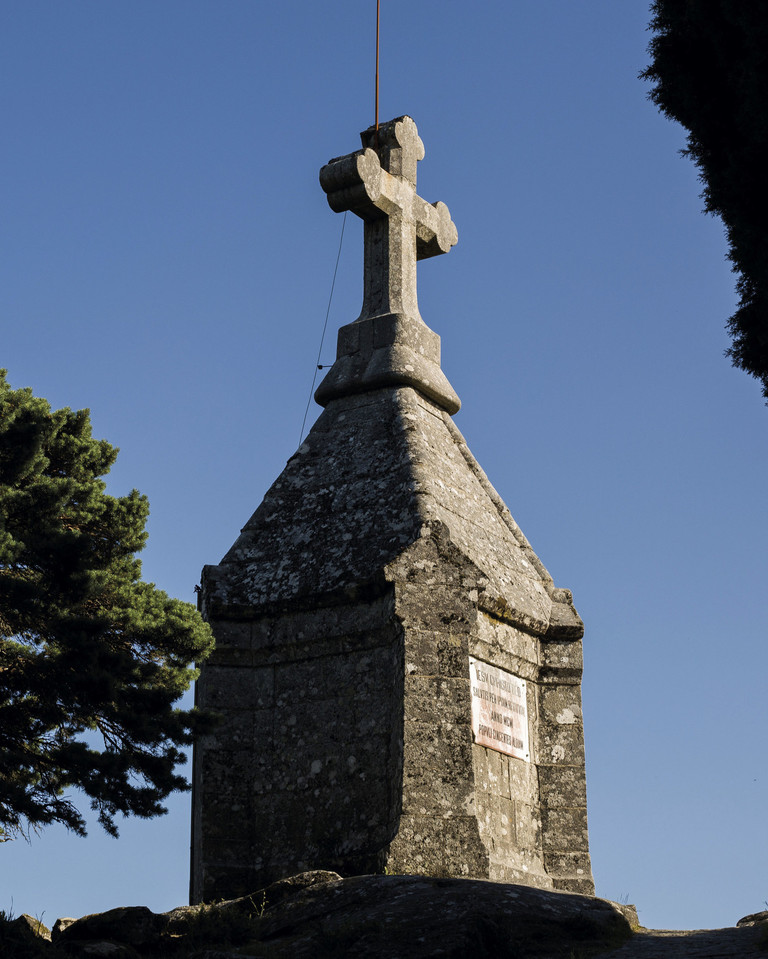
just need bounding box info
[315,312,460,413]
[191,524,593,902]
[191,386,593,903]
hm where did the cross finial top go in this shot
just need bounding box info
[316,117,461,414]
[359,116,425,185]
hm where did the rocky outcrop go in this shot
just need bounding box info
[3,872,766,958]
[737,910,768,927]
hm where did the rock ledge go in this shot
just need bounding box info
[4,872,767,958]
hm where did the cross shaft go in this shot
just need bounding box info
[320,116,457,323]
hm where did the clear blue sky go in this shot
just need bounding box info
[2,1,766,933]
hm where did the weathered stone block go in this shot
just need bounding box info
[436,633,470,675]
[538,764,588,808]
[538,685,584,725]
[396,583,474,632]
[536,722,587,766]
[402,720,474,815]
[543,850,593,881]
[488,793,516,844]
[275,659,326,703]
[474,616,540,667]
[540,806,590,853]
[209,620,252,649]
[508,755,539,796]
[476,742,504,794]
[199,663,274,711]
[389,814,489,878]
[553,876,596,895]
[404,676,471,725]
[540,638,584,675]
[514,801,544,850]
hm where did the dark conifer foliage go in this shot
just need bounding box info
[0,372,215,839]
[642,1,768,401]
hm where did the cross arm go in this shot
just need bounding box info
[320,149,458,262]
[320,148,433,226]
[319,148,385,221]
[413,198,458,261]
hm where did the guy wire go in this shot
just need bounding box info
[298,211,347,447]
[375,0,380,135]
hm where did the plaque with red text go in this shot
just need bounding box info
[469,657,530,761]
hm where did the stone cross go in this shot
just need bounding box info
[319,116,457,323]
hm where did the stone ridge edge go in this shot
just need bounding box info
[199,568,391,621]
[440,411,584,641]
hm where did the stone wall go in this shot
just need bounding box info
[191,591,404,901]
[384,530,591,893]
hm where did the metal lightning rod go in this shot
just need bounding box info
[375,0,380,136]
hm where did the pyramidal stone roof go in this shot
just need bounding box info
[203,116,582,640]
[205,384,581,639]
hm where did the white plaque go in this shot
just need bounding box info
[469,657,530,761]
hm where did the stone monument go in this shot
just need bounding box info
[190,116,594,903]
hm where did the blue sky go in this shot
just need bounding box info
[2,1,766,932]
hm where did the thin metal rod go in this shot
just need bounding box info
[298,212,347,447]
[375,0,380,133]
